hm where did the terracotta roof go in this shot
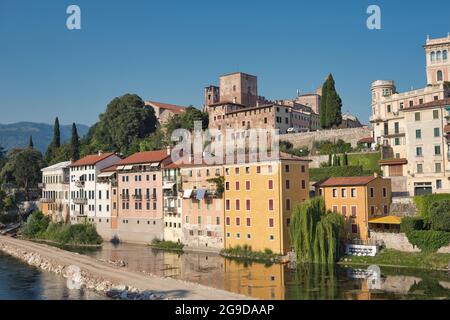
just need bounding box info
[379,158,408,166]
[145,101,187,114]
[358,137,374,144]
[117,150,170,165]
[69,152,116,167]
[403,97,450,111]
[314,176,379,187]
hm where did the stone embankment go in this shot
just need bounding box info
[0,236,253,300]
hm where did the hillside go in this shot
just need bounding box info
[0,122,89,153]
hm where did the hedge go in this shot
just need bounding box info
[406,230,450,252]
[413,194,450,218]
[400,216,426,233]
[309,165,377,182]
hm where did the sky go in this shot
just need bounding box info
[0,0,449,126]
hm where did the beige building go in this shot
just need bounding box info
[145,100,187,125]
[371,35,450,194]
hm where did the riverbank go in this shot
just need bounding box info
[338,249,450,271]
[0,236,254,300]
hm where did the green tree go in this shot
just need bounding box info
[71,123,80,161]
[165,106,209,136]
[28,135,34,148]
[45,117,61,162]
[87,94,157,155]
[429,200,450,231]
[139,127,168,152]
[320,74,342,129]
[12,148,46,195]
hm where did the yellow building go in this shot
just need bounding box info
[314,175,392,241]
[223,153,310,255]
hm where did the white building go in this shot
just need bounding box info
[162,164,183,243]
[69,152,121,224]
[95,164,119,239]
[40,161,71,222]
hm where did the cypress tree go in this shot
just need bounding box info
[71,123,80,161]
[343,153,348,166]
[320,74,343,129]
[46,117,61,162]
[28,135,34,148]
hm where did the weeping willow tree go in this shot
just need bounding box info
[290,197,345,264]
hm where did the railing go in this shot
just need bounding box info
[383,128,405,137]
[40,198,55,203]
[163,190,177,198]
[163,206,177,214]
[73,211,87,216]
[121,194,130,200]
[132,194,142,200]
[163,176,177,183]
[73,198,87,205]
[75,181,85,188]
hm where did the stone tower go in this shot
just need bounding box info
[424,33,450,85]
[219,72,258,107]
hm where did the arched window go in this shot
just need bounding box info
[444,50,448,61]
[431,51,435,63]
[437,51,442,62]
[437,70,443,82]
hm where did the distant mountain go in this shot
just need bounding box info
[0,122,89,153]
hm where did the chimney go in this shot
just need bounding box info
[373,172,379,178]
[166,145,172,156]
[98,150,103,156]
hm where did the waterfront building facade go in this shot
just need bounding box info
[162,163,183,243]
[315,176,392,241]
[223,154,310,255]
[40,161,71,222]
[69,152,121,224]
[114,149,172,243]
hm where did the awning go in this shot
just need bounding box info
[98,172,115,178]
[163,183,175,189]
[183,189,193,199]
[368,216,401,225]
[116,165,125,170]
[150,162,160,167]
[196,189,206,200]
[123,165,133,170]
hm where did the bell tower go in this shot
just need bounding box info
[424,33,450,85]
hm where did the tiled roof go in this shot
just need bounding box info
[41,161,72,172]
[101,164,119,172]
[145,101,187,114]
[314,176,379,187]
[69,153,116,167]
[378,158,407,166]
[117,150,170,165]
[358,137,374,144]
[404,97,450,111]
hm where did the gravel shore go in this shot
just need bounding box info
[0,236,254,300]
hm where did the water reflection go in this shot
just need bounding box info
[73,243,450,300]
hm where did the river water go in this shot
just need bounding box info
[1,242,449,300]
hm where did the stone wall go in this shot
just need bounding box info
[280,126,372,149]
[370,231,450,253]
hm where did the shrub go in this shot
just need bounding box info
[429,200,450,232]
[406,230,450,252]
[310,165,365,181]
[20,211,50,238]
[150,238,183,251]
[400,216,426,233]
[414,194,450,218]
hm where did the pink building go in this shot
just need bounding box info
[114,149,172,243]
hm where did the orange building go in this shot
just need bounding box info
[314,175,392,241]
[223,153,310,255]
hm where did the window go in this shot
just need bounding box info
[268,218,274,228]
[383,187,387,197]
[246,218,251,227]
[387,105,391,113]
[431,51,436,63]
[417,163,423,174]
[351,188,357,198]
[332,188,337,198]
[409,101,414,107]
[394,137,400,146]
[268,180,273,189]
[226,217,230,225]
[433,110,439,119]
[415,112,421,121]
[245,181,250,190]
[352,224,358,234]
[341,188,347,198]
[285,165,290,173]
[301,180,306,189]
[415,129,421,139]
[416,147,423,156]
[301,165,306,173]
[351,206,357,217]
[286,199,291,211]
[245,167,250,174]
[236,217,240,226]
[384,205,388,215]
[285,180,290,189]
[235,199,240,210]
[437,51,442,62]
[225,182,230,191]
[246,199,251,211]
[341,206,347,216]
[268,165,273,173]
[434,128,440,137]
[437,70,443,82]
[370,188,374,197]
[256,166,261,174]
[225,199,230,210]
[437,179,442,189]
[435,162,442,173]
[332,206,338,213]
[435,145,441,155]
[444,50,448,61]
[268,199,274,211]
[235,181,240,191]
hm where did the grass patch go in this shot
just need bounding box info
[347,152,380,171]
[221,245,282,263]
[149,239,184,252]
[338,249,450,270]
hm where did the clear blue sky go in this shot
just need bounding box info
[1,0,449,126]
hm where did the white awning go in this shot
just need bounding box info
[116,165,125,170]
[163,183,175,189]
[183,189,193,198]
[122,165,133,170]
[98,172,115,178]
[150,162,160,167]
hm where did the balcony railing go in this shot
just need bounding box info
[73,211,87,217]
[383,128,405,137]
[73,198,87,205]
[75,181,85,188]
[121,194,130,200]
[163,176,177,183]
[163,206,177,214]
[132,194,143,200]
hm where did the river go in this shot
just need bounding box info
[1,242,449,300]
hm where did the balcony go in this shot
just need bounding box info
[163,176,177,184]
[163,206,177,214]
[40,198,55,203]
[383,128,405,138]
[145,194,157,201]
[132,194,143,200]
[75,180,85,188]
[163,190,177,198]
[121,194,130,200]
[73,211,87,217]
[73,198,87,205]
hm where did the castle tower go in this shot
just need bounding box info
[370,80,396,119]
[424,33,450,85]
[204,85,220,109]
[219,72,258,107]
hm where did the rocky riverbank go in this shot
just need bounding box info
[0,236,253,300]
